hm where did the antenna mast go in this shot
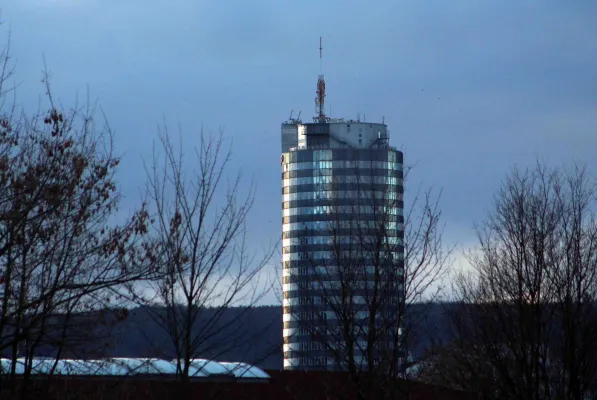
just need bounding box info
[315,37,326,123]
[319,36,323,72]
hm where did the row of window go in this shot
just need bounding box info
[283,176,402,187]
[297,327,312,336]
[282,262,402,278]
[283,231,403,241]
[282,265,405,278]
[283,251,403,262]
[284,168,398,179]
[286,355,407,368]
[282,190,402,202]
[283,311,372,322]
[293,311,328,321]
[297,296,323,305]
[287,340,397,353]
[282,205,402,217]
[311,149,332,161]
[283,280,405,292]
[284,295,403,308]
[284,326,404,338]
[283,248,401,259]
[282,160,402,172]
[283,149,400,163]
[283,221,403,232]
[284,296,368,306]
[282,236,402,247]
[299,342,325,351]
[301,205,400,215]
[284,185,403,196]
[299,357,328,367]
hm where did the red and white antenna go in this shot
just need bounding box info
[315,37,326,123]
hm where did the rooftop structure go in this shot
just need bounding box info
[281,119,391,153]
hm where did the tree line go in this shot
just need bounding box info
[413,163,597,400]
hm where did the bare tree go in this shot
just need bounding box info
[283,151,449,399]
[420,161,597,400]
[0,68,153,400]
[136,130,275,384]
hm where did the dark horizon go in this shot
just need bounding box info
[2,2,596,304]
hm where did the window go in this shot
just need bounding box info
[300,342,324,351]
[299,297,316,306]
[302,357,326,366]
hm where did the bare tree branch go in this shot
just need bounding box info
[419,161,597,400]
[134,127,276,385]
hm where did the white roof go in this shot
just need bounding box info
[0,358,270,379]
[218,362,271,379]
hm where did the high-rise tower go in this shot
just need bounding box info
[281,40,405,371]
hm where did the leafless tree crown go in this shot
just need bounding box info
[418,162,597,400]
[134,130,275,382]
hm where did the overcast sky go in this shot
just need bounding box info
[2,1,597,303]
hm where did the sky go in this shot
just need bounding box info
[2,1,597,304]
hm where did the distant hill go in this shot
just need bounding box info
[10,302,593,370]
[109,305,284,370]
[3,304,456,370]
[102,303,455,369]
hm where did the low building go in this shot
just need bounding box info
[0,357,476,399]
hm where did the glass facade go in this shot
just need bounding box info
[281,145,405,370]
